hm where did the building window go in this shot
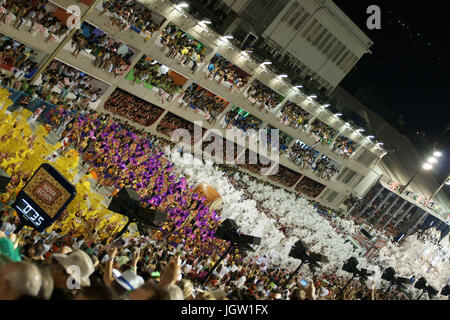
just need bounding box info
[312,28,327,46]
[281,1,299,22]
[288,9,302,26]
[336,49,350,65]
[322,36,337,55]
[342,54,355,70]
[344,55,358,72]
[317,32,331,50]
[327,41,342,58]
[306,24,323,42]
[294,11,310,30]
[301,18,318,38]
[338,50,351,68]
[332,45,346,62]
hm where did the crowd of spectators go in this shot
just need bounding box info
[247,80,282,112]
[160,23,205,73]
[1,0,68,43]
[268,165,302,188]
[287,141,318,170]
[202,134,239,163]
[332,135,356,158]
[0,93,420,300]
[39,60,104,107]
[261,126,292,153]
[179,83,227,125]
[312,156,339,181]
[238,151,273,176]
[71,22,134,77]
[207,54,250,90]
[295,176,325,198]
[0,36,38,79]
[222,107,262,137]
[287,141,339,181]
[1,59,105,109]
[156,112,205,146]
[103,88,164,127]
[99,0,163,37]
[128,56,183,101]
[308,119,336,146]
[278,101,311,130]
[1,225,409,301]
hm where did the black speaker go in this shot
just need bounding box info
[396,277,410,285]
[215,219,239,243]
[237,242,256,253]
[309,252,329,264]
[137,207,167,225]
[239,234,261,246]
[342,257,359,274]
[359,268,374,278]
[0,175,11,193]
[289,240,307,259]
[108,187,141,216]
[426,285,438,298]
[382,267,396,282]
[221,218,238,232]
[414,277,427,290]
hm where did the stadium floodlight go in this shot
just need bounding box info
[427,157,437,164]
[176,2,189,8]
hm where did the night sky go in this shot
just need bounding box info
[333,0,449,186]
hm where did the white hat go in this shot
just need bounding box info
[53,249,95,287]
[113,269,144,291]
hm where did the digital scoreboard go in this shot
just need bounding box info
[13,164,76,232]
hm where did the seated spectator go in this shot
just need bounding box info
[222,108,262,137]
[278,101,311,131]
[128,56,183,102]
[308,119,336,146]
[332,135,356,158]
[70,23,134,77]
[179,83,227,125]
[207,54,250,89]
[104,89,164,127]
[268,165,302,188]
[247,80,281,112]
[100,0,162,38]
[295,177,325,198]
[160,24,205,73]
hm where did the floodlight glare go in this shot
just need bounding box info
[427,157,437,164]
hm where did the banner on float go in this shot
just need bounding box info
[12,164,76,232]
[353,229,373,250]
[363,238,387,261]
